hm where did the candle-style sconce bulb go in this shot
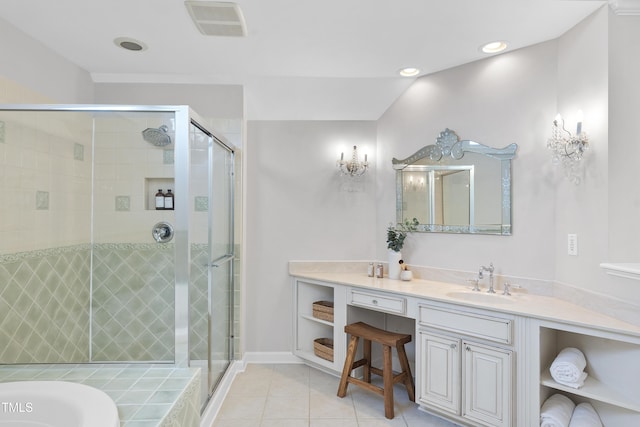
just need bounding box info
[576,110,583,135]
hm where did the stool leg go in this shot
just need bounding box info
[397,343,415,402]
[383,345,394,419]
[363,339,371,383]
[337,335,359,398]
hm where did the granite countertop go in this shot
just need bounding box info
[291,269,640,338]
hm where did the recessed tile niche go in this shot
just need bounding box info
[145,178,175,210]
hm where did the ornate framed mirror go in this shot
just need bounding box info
[392,128,517,235]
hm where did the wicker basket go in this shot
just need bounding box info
[313,338,334,362]
[312,300,334,322]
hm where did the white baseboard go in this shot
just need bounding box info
[243,351,303,364]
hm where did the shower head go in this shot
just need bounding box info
[142,125,172,147]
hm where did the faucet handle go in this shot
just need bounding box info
[467,278,480,292]
[502,281,512,296]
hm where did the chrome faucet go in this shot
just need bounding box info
[479,262,496,293]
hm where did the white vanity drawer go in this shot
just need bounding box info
[419,304,512,344]
[350,289,407,315]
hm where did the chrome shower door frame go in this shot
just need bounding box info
[0,103,195,367]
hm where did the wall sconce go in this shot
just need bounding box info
[337,145,368,177]
[546,111,589,184]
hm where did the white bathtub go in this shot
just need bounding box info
[0,381,119,427]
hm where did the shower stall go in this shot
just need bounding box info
[0,105,237,410]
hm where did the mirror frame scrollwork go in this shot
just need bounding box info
[392,128,518,235]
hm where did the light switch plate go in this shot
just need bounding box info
[568,234,578,256]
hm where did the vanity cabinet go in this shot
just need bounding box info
[417,303,514,427]
[290,268,640,426]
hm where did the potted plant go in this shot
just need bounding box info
[386,218,419,279]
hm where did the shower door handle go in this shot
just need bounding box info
[208,254,234,267]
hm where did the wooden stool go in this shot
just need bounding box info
[337,321,415,419]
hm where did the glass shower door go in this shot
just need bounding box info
[188,120,234,410]
[207,135,234,397]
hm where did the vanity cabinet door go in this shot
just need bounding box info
[462,341,512,427]
[419,331,461,415]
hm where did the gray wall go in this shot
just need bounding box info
[0,17,93,103]
[376,39,558,281]
[553,8,609,296]
[609,12,640,263]
[245,120,378,351]
[94,83,244,120]
[374,6,613,298]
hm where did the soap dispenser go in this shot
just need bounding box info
[164,189,174,210]
[155,189,165,210]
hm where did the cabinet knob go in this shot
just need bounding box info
[466,346,471,351]
[450,343,457,349]
[372,299,378,305]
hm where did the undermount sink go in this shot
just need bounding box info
[446,291,515,304]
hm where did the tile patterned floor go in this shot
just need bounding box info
[212,364,460,427]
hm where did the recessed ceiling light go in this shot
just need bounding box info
[399,67,420,77]
[480,41,508,54]
[114,37,147,52]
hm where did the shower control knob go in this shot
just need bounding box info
[152,222,174,243]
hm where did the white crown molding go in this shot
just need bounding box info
[609,0,640,15]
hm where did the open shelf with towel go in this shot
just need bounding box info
[540,371,640,412]
[534,321,640,426]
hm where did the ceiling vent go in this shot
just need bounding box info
[185,1,247,37]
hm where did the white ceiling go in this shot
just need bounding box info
[0,0,606,120]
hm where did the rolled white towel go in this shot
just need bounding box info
[540,393,575,427]
[550,347,588,388]
[569,403,602,427]
[555,371,588,389]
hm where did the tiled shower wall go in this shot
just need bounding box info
[0,242,214,364]
[88,241,218,363]
[0,108,93,364]
[0,110,93,254]
[91,243,176,361]
[0,246,91,363]
[91,113,182,362]
[190,245,209,361]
